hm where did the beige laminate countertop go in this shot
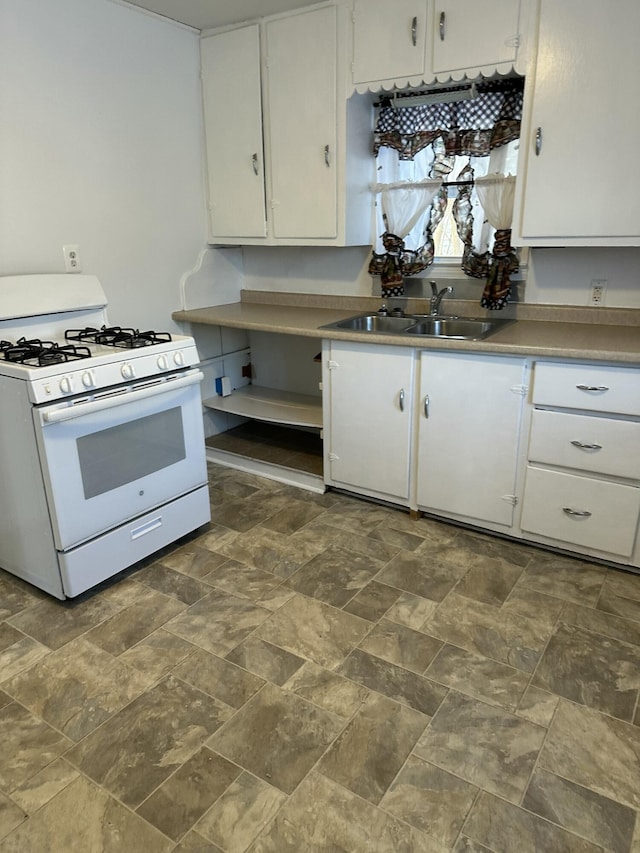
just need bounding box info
[173,301,640,365]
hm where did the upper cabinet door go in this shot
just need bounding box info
[515,0,640,245]
[200,26,267,240]
[352,0,428,86]
[265,6,338,239]
[431,0,521,75]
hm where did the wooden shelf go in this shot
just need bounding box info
[203,385,322,429]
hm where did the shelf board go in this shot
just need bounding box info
[203,385,322,429]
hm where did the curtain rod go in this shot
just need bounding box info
[373,77,524,109]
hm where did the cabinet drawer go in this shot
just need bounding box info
[529,410,640,479]
[520,467,640,557]
[532,362,640,415]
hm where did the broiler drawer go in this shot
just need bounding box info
[532,362,640,415]
[520,466,640,557]
[528,409,640,479]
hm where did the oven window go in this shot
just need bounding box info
[77,407,186,499]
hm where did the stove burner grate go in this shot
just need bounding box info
[65,326,172,349]
[1,338,92,366]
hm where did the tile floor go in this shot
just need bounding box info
[0,462,640,851]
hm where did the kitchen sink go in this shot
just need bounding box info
[321,313,512,340]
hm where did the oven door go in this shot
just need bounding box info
[33,369,207,550]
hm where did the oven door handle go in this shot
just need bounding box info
[40,370,204,425]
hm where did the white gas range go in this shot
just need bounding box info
[0,274,211,599]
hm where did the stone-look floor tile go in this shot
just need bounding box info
[0,793,25,842]
[166,589,271,657]
[338,649,448,716]
[464,790,602,853]
[538,699,640,809]
[423,592,551,673]
[283,661,368,718]
[415,691,545,803]
[196,772,286,853]
[0,703,71,792]
[250,771,435,853]
[358,619,442,674]
[385,592,438,629]
[3,637,152,741]
[598,586,640,624]
[454,529,535,568]
[256,594,370,670]
[523,767,637,853]
[501,585,565,628]
[381,755,477,847]
[342,580,401,622]
[452,837,494,853]
[0,636,50,684]
[211,496,283,532]
[426,644,530,712]
[601,570,640,602]
[208,683,343,794]
[0,691,11,711]
[517,685,560,728]
[367,523,426,552]
[561,600,640,647]
[174,648,264,709]
[376,545,471,602]
[226,637,304,686]
[298,520,400,564]
[454,554,524,607]
[133,562,212,605]
[119,629,196,680]
[215,526,322,579]
[0,576,43,620]
[9,758,78,815]
[172,830,223,852]
[310,504,394,537]
[285,545,382,608]
[318,692,428,805]
[0,624,25,653]
[85,587,186,656]
[0,775,171,853]
[67,676,233,809]
[517,553,606,605]
[204,561,285,604]
[161,539,232,579]
[136,746,241,842]
[259,499,324,535]
[534,622,640,721]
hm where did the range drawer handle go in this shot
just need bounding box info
[562,507,592,518]
[576,384,609,392]
[570,440,603,450]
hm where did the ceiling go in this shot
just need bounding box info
[121,0,322,30]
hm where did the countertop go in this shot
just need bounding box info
[173,297,640,365]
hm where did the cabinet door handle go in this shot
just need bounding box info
[570,440,603,451]
[535,127,542,156]
[423,394,430,418]
[439,11,446,41]
[576,384,609,392]
[562,507,592,518]
[252,153,260,175]
[324,144,331,167]
[399,388,405,412]
[411,16,418,46]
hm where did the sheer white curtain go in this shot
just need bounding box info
[474,173,518,309]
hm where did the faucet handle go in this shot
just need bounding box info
[429,280,438,296]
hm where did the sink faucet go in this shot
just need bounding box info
[429,281,453,315]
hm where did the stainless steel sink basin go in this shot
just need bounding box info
[321,313,511,340]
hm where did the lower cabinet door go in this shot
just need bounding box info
[520,466,640,557]
[416,351,526,526]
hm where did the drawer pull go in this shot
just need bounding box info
[576,384,609,392]
[570,440,603,451]
[562,507,592,518]
[399,387,405,412]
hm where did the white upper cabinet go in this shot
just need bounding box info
[430,0,522,77]
[200,26,267,241]
[351,0,428,89]
[514,0,640,246]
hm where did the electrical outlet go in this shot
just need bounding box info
[589,279,607,306]
[63,244,81,273]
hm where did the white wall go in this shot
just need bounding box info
[0,0,235,332]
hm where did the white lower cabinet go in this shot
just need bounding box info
[323,342,415,502]
[520,361,640,562]
[416,351,527,527]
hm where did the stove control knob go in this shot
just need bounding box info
[82,370,95,389]
[173,351,185,366]
[157,355,169,371]
[121,363,135,380]
[59,376,73,394]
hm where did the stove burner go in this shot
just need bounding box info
[1,338,92,367]
[65,326,172,349]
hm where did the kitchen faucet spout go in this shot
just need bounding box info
[429,281,453,315]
